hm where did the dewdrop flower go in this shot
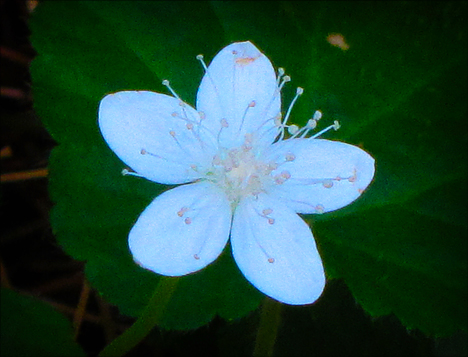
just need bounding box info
[98,41,375,305]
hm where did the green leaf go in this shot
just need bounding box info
[30,0,467,336]
[0,288,85,357]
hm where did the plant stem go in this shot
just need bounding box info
[98,276,178,357]
[253,297,282,357]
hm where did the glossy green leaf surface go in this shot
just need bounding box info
[30,1,467,334]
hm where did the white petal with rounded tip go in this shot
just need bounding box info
[98,91,215,185]
[231,193,325,305]
[128,181,232,276]
[197,41,281,149]
[265,138,375,214]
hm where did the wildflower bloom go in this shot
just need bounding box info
[98,41,375,305]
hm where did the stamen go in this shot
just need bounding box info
[251,207,277,262]
[237,100,256,137]
[301,119,318,138]
[256,207,275,225]
[162,80,181,100]
[278,75,291,92]
[140,147,195,169]
[121,168,144,177]
[276,67,286,86]
[217,118,229,143]
[196,54,209,72]
[348,168,357,182]
[310,120,341,139]
[140,148,167,160]
[277,87,303,141]
[291,118,318,139]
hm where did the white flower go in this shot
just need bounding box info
[98,41,375,305]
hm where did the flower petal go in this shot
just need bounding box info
[128,181,232,276]
[99,91,215,184]
[231,193,325,305]
[266,138,375,214]
[197,41,281,149]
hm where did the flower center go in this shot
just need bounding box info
[206,135,278,207]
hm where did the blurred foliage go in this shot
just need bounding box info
[1,288,85,357]
[29,0,466,340]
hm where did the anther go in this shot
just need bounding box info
[288,125,299,135]
[184,217,192,225]
[186,123,194,130]
[315,204,325,214]
[169,130,176,137]
[333,120,341,130]
[177,206,189,217]
[140,149,147,155]
[285,153,296,162]
[194,254,200,260]
[249,100,256,107]
[307,119,318,130]
[268,258,275,263]
[221,118,229,128]
[323,180,333,188]
[162,80,181,100]
[262,208,273,215]
[313,110,323,121]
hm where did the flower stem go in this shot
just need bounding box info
[98,276,178,357]
[253,297,282,357]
